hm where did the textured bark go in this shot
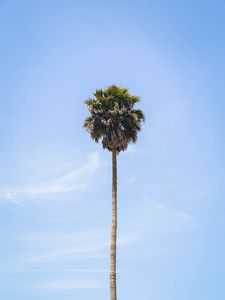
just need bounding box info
[110,149,117,300]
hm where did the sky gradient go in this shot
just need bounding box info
[0,0,225,299]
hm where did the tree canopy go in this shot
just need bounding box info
[83,85,145,153]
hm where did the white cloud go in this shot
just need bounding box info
[0,267,7,273]
[34,280,102,290]
[119,197,195,254]
[128,198,193,230]
[0,152,100,201]
[0,227,133,274]
[0,279,102,291]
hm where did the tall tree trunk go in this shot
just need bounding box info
[110,149,117,300]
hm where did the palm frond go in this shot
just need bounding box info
[83,85,145,153]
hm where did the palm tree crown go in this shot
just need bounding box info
[83,85,145,153]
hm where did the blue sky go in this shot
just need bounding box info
[0,0,225,299]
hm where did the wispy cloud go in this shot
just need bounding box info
[0,279,103,291]
[0,228,133,273]
[118,196,196,259]
[0,268,110,273]
[36,280,102,290]
[122,198,194,235]
[0,152,100,201]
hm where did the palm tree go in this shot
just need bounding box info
[83,85,145,300]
